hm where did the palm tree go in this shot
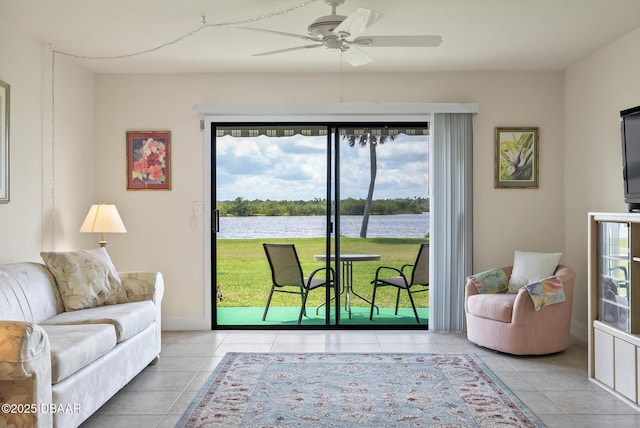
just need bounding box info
[344,130,395,238]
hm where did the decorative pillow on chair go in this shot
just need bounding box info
[41,248,126,311]
[508,250,562,293]
[467,268,509,294]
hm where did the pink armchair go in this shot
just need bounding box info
[464,264,575,355]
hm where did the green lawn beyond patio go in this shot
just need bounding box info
[216,237,429,316]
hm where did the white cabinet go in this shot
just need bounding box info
[592,322,640,403]
[594,327,614,388]
[614,337,636,401]
[589,213,640,407]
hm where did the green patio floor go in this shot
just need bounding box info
[216,306,429,326]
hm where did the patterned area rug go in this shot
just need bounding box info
[176,353,544,428]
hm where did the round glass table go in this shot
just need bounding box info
[314,254,381,318]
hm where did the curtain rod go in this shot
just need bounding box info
[194,103,479,117]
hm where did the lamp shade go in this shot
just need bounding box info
[80,204,127,236]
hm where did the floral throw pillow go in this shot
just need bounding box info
[467,268,509,294]
[40,248,126,311]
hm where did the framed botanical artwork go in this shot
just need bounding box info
[126,131,171,190]
[495,127,539,189]
[0,80,9,203]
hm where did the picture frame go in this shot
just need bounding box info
[0,80,9,203]
[126,131,171,190]
[495,127,539,189]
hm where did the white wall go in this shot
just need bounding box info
[0,17,96,263]
[564,26,640,338]
[94,71,565,329]
[0,17,44,262]
[42,51,97,252]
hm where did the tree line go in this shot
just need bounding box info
[218,197,429,217]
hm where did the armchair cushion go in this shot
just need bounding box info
[507,250,562,292]
[466,293,515,323]
[467,268,509,294]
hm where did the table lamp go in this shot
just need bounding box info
[80,204,127,247]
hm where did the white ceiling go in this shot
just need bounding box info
[3,0,640,74]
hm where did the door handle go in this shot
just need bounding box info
[213,209,220,233]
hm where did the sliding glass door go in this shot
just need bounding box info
[212,123,429,328]
[213,125,333,326]
[335,126,430,325]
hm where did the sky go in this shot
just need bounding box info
[215,132,429,201]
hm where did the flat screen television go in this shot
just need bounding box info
[621,106,640,212]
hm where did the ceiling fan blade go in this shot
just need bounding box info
[334,8,382,38]
[237,27,321,43]
[342,45,373,67]
[351,35,443,47]
[252,44,323,57]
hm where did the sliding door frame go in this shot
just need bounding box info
[199,103,478,331]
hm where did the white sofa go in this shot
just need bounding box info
[0,254,163,428]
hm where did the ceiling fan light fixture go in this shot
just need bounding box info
[324,35,343,50]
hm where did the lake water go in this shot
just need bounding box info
[218,213,430,239]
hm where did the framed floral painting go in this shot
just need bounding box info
[126,131,171,190]
[495,127,539,189]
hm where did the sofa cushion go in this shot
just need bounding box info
[466,293,516,323]
[40,248,127,311]
[42,301,155,343]
[41,324,117,384]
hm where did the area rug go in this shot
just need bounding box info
[176,353,544,428]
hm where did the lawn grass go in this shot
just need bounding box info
[215,237,429,310]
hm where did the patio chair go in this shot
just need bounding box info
[262,243,334,324]
[369,243,429,324]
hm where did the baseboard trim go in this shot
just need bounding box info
[162,317,210,331]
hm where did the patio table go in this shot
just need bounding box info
[314,254,380,318]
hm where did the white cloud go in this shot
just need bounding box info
[216,133,428,201]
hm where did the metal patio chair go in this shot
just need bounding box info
[369,243,429,324]
[262,243,334,324]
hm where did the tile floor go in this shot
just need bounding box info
[80,330,640,428]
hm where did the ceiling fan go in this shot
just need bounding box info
[240,0,442,66]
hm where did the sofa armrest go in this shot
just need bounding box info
[0,321,53,428]
[119,272,164,305]
[119,272,164,358]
